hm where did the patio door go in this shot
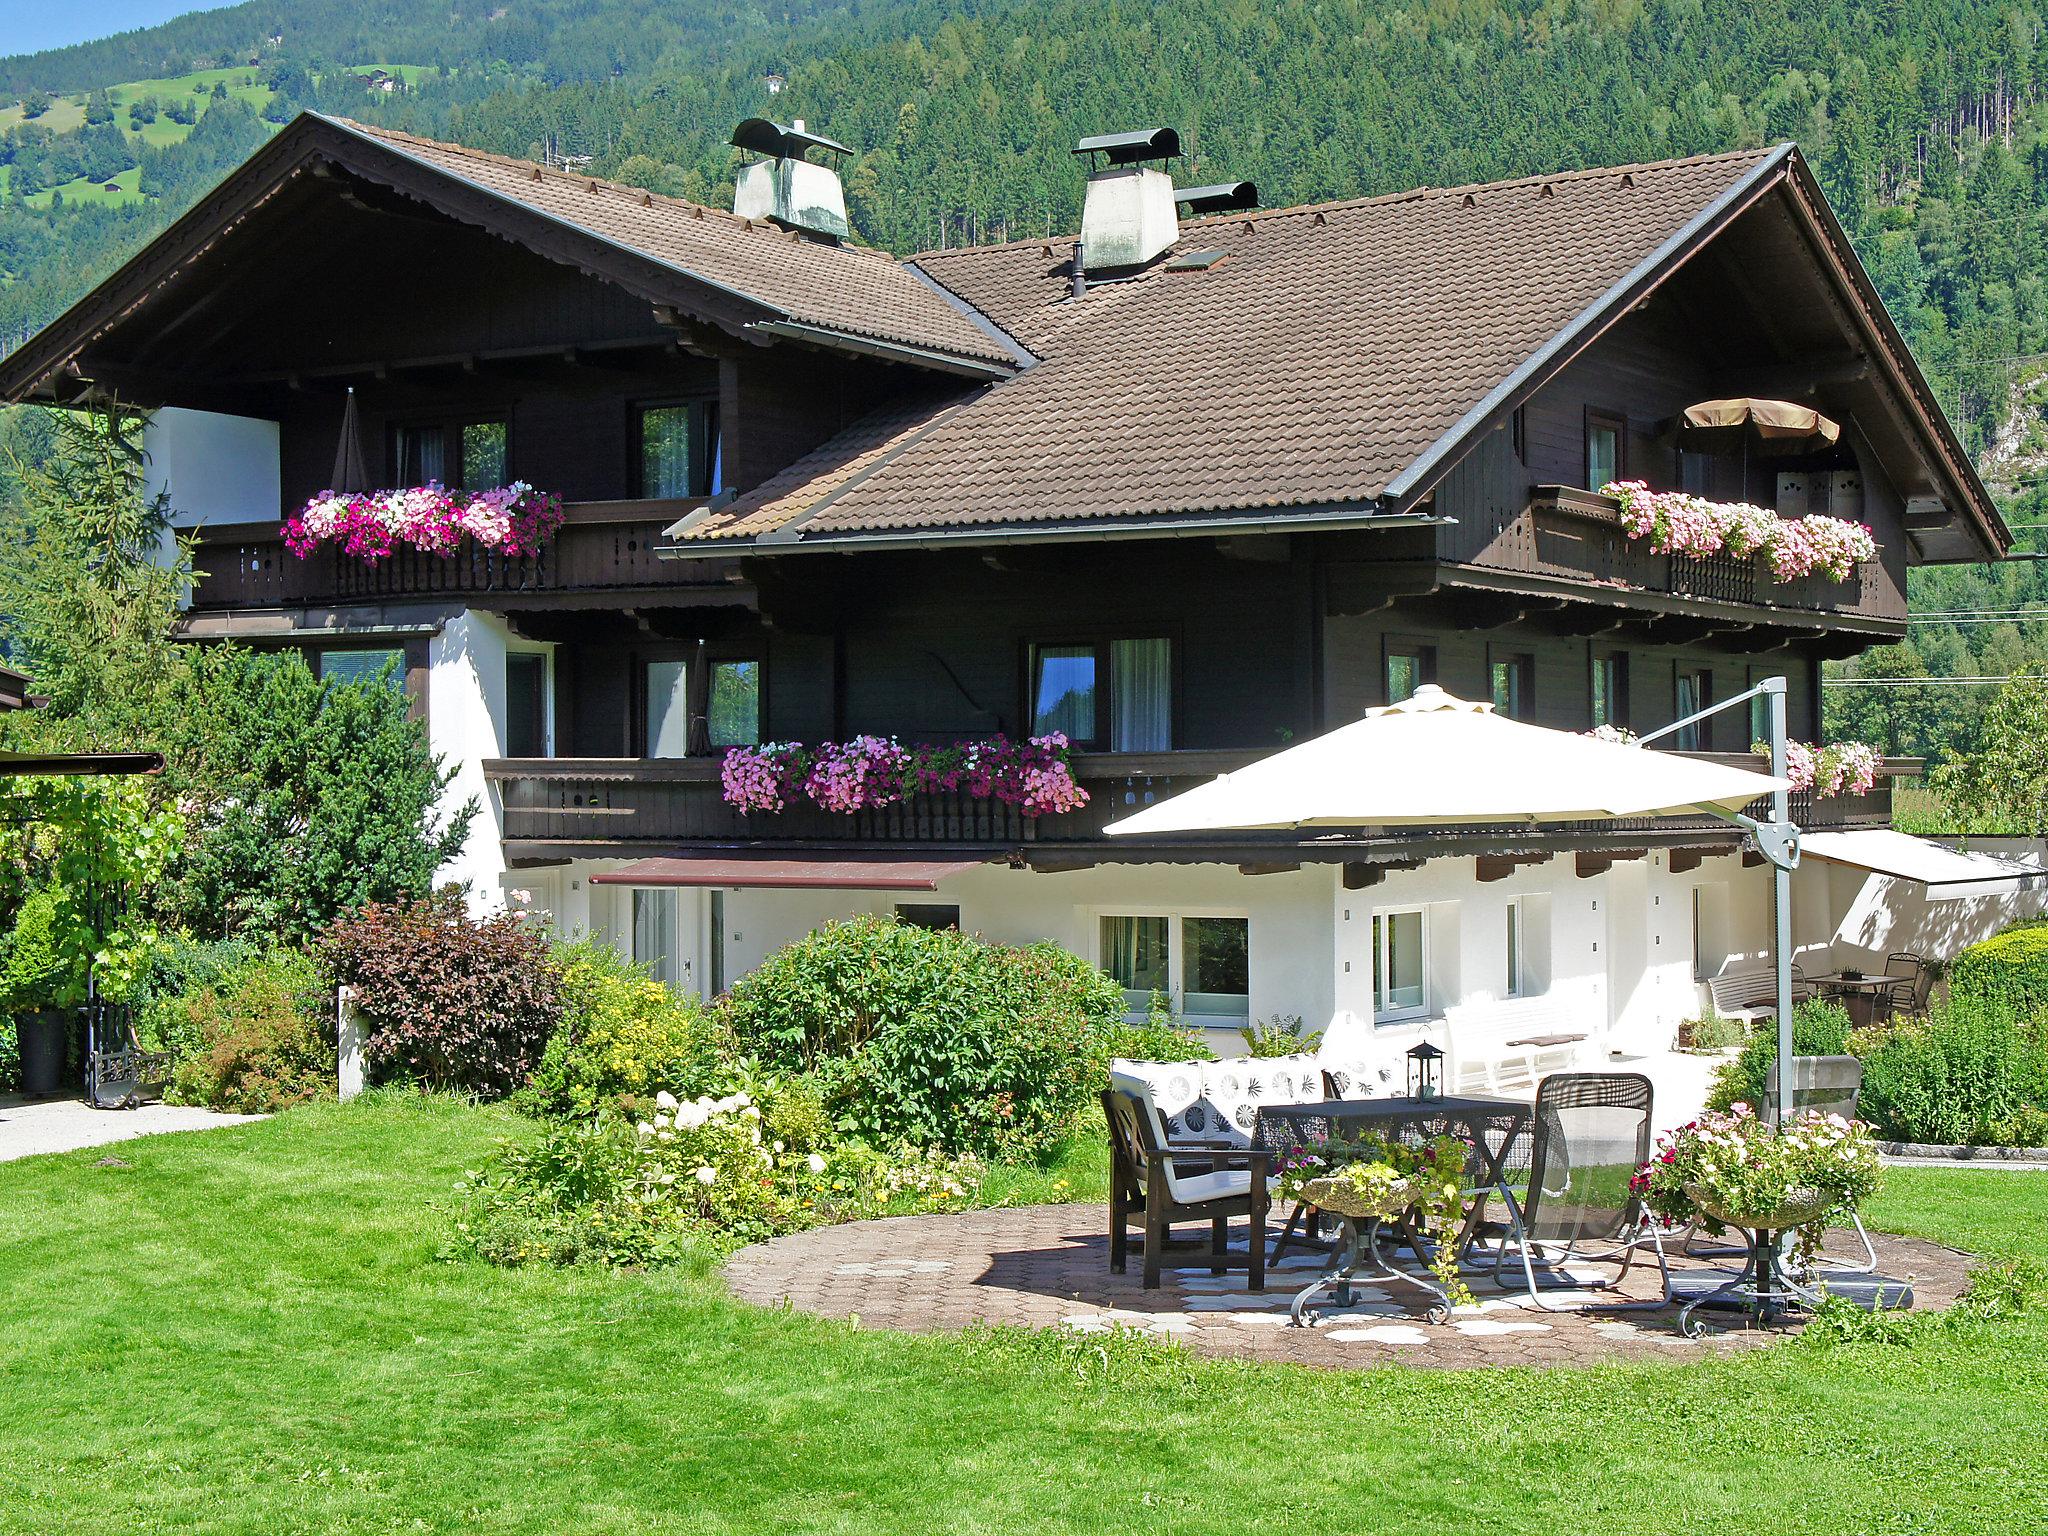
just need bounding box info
[1603,862,1650,1047]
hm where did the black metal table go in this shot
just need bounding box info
[1255,1095,1534,1254]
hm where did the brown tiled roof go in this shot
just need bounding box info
[675,147,1785,545]
[326,118,1016,369]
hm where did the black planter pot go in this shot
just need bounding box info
[16,1009,69,1098]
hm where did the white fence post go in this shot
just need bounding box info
[337,984,365,1102]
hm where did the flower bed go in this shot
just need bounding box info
[1632,1103,1880,1250]
[283,482,564,562]
[1603,480,1877,582]
[1750,738,1882,797]
[721,733,1088,818]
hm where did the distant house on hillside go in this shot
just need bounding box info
[0,109,2025,1064]
[764,74,786,95]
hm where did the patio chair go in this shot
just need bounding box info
[1103,1081,1273,1290]
[1879,953,1932,1022]
[1469,1072,1671,1311]
[1762,1054,1881,1273]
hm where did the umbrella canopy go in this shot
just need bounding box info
[329,386,370,494]
[1105,685,1789,836]
[1670,397,1840,455]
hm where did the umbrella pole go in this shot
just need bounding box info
[1766,676,1794,1128]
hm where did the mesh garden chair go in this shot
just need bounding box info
[1473,1072,1671,1311]
[1879,954,1932,1022]
[1761,1054,1880,1272]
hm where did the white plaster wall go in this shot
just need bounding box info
[430,610,518,911]
[142,407,280,527]
[1792,858,2048,972]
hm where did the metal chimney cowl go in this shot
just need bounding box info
[732,118,850,240]
[1080,165,1179,270]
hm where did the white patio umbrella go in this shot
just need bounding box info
[1105,685,1789,837]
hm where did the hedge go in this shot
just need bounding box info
[1947,921,2048,1022]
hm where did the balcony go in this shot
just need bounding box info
[484,749,1900,861]
[187,499,728,611]
[1497,487,1906,624]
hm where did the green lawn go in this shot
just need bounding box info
[1,1095,2045,1534]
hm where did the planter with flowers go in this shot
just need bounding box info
[1279,1134,1474,1322]
[283,482,564,563]
[1750,738,1882,799]
[1602,480,1877,583]
[720,733,1089,821]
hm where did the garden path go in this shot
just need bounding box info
[0,1095,261,1162]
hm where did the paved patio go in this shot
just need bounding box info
[726,1204,1970,1369]
[0,1095,261,1163]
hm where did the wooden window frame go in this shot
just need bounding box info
[634,642,766,757]
[1584,406,1627,492]
[1381,635,1438,707]
[1674,665,1713,752]
[1590,650,1630,731]
[1021,633,1178,753]
[631,396,722,501]
[1487,646,1534,720]
[389,414,510,490]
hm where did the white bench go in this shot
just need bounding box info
[1704,964,1779,1024]
[1447,998,1586,1098]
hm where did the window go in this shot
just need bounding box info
[1371,908,1427,1021]
[1674,668,1711,752]
[1586,409,1624,492]
[638,401,722,499]
[645,659,691,758]
[1385,642,1436,705]
[1680,449,1711,497]
[632,888,678,987]
[1489,653,1532,720]
[707,890,726,996]
[504,652,547,757]
[1028,638,1171,750]
[895,904,960,931]
[707,659,761,748]
[1101,914,1171,1016]
[317,647,405,692]
[1748,670,1775,748]
[395,419,507,489]
[1098,913,1248,1027]
[1505,899,1523,999]
[1511,405,1527,463]
[1591,653,1628,730]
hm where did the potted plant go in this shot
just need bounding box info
[1280,1133,1474,1304]
[1,889,84,1098]
[1631,1102,1880,1251]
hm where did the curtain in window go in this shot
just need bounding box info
[641,406,694,499]
[1032,647,1096,741]
[1676,672,1704,751]
[1110,638,1171,751]
[646,660,690,758]
[397,425,445,486]
[319,648,405,693]
[633,889,678,987]
[1101,915,1168,1014]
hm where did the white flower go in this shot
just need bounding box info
[655,1091,680,1112]
[807,1153,827,1174]
[732,1092,752,1109]
[743,1105,761,1120]
[694,1166,717,1186]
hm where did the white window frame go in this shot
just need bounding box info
[1089,906,1250,1027]
[1371,904,1430,1024]
[1504,897,1524,1000]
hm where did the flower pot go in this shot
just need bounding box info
[1684,1181,1833,1231]
[16,1008,69,1098]
[1301,1174,1420,1223]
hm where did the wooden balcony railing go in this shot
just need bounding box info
[187,498,717,609]
[1516,486,1904,621]
[484,748,1899,855]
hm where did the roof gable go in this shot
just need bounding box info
[0,112,1016,405]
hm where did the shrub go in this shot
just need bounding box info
[517,941,733,1119]
[127,933,263,1060]
[0,888,71,1011]
[720,916,1128,1159]
[1947,921,2048,1022]
[167,950,333,1114]
[1239,1014,1325,1057]
[321,895,560,1098]
[1102,1003,1214,1067]
[1707,998,1853,1111]
[1678,1012,1746,1051]
[1858,996,2048,1146]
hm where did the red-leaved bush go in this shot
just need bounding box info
[321,894,561,1097]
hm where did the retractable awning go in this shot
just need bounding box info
[590,855,987,891]
[1801,829,2045,899]
[0,750,164,779]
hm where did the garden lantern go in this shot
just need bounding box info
[1406,1040,1443,1101]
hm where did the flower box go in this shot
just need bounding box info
[283,482,564,563]
[721,734,1088,820]
[1603,480,1877,583]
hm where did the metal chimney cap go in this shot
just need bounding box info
[1175,180,1259,213]
[731,117,852,162]
[1072,127,1181,166]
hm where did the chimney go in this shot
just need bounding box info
[731,117,852,241]
[1072,128,1182,272]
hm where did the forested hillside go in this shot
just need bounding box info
[5,0,2048,762]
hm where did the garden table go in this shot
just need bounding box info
[1809,972,1893,1028]
[1255,1095,1533,1320]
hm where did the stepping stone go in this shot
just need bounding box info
[1326,1324,1431,1345]
[1450,1317,1552,1337]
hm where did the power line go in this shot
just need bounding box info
[1824,675,2046,686]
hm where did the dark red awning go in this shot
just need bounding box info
[589,855,986,891]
